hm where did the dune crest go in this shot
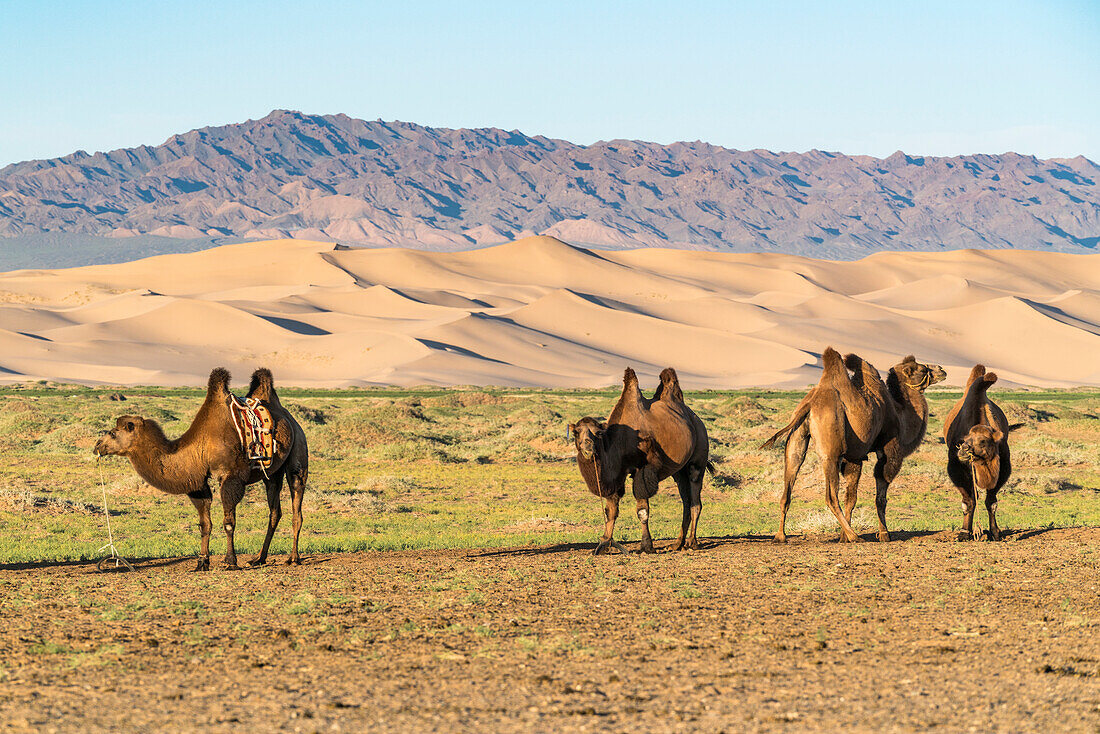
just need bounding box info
[0,236,1098,388]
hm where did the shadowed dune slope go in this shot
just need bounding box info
[0,235,1098,388]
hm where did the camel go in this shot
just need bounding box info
[94,367,309,570]
[568,367,713,555]
[763,349,945,543]
[943,365,1021,541]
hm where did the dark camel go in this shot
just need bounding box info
[94,368,309,570]
[943,365,1021,541]
[569,367,713,555]
[763,349,945,543]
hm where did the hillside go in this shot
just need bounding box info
[1,110,1098,261]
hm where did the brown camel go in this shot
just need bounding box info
[569,367,713,555]
[763,349,945,543]
[94,368,309,570]
[943,365,1021,541]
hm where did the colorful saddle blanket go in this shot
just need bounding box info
[227,395,274,468]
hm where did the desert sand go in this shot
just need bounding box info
[0,236,1097,388]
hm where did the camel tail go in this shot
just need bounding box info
[705,460,716,476]
[761,387,815,449]
[247,367,279,404]
[207,367,231,396]
[761,403,811,449]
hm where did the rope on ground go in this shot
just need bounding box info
[96,457,134,572]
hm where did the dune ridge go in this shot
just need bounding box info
[0,236,1098,388]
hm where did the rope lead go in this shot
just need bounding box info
[96,457,135,572]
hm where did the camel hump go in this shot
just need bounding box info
[819,347,846,384]
[623,367,639,388]
[207,367,231,396]
[965,364,987,387]
[247,367,279,404]
[654,367,684,402]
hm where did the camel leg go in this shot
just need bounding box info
[188,491,213,572]
[685,464,703,550]
[957,487,975,539]
[249,471,285,567]
[219,477,246,570]
[593,495,626,555]
[873,445,902,542]
[985,490,1000,541]
[673,473,691,551]
[287,464,306,565]
[823,455,860,543]
[838,459,863,542]
[635,494,655,554]
[776,420,810,543]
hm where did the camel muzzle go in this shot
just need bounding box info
[93,433,116,456]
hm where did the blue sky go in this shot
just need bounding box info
[1,0,1097,166]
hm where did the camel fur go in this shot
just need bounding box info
[569,367,713,555]
[762,349,946,543]
[94,367,309,570]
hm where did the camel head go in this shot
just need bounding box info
[956,424,1004,490]
[569,417,606,463]
[569,417,656,497]
[891,355,947,392]
[93,415,148,457]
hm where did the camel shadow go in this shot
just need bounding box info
[0,553,329,573]
[469,541,596,558]
[1002,526,1064,542]
[0,555,191,572]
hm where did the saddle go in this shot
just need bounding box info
[227,394,274,469]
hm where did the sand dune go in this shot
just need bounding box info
[0,235,1098,388]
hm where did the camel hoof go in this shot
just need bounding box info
[224,563,242,571]
[773,533,788,544]
[876,531,891,543]
[988,530,1002,542]
[843,534,863,544]
[286,556,302,566]
[637,543,656,555]
[247,557,266,567]
[592,541,609,556]
[193,557,210,572]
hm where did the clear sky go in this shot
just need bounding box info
[1,0,1097,166]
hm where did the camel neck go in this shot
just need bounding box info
[896,386,930,453]
[127,426,207,496]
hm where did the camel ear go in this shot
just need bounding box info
[990,428,1004,443]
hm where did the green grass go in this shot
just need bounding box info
[0,385,1098,564]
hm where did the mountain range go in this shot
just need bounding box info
[1,109,1098,262]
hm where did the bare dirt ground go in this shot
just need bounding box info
[2,529,1099,733]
